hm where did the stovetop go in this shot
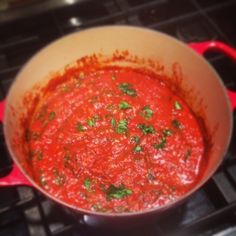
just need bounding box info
[0,0,236,235]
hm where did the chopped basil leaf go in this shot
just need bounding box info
[174,101,182,110]
[106,184,132,200]
[26,130,40,141]
[40,176,47,186]
[87,118,96,127]
[147,172,155,181]
[64,152,70,161]
[133,145,142,153]
[116,119,128,134]
[172,119,182,129]
[131,136,140,144]
[119,101,132,110]
[93,115,100,120]
[84,178,91,190]
[163,129,172,137]
[141,105,153,120]
[105,114,112,119]
[48,111,56,121]
[53,169,65,186]
[106,104,115,111]
[87,115,100,125]
[185,149,192,161]
[137,124,155,134]
[99,184,106,192]
[118,83,137,97]
[76,122,85,132]
[110,118,116,128]
[153,138,166,149]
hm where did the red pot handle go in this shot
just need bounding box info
[0,100,32,187]
[189,41,236,110]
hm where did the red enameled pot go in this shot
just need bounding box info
[0,26,236,227]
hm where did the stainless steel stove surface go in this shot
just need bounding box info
[0,0,236,235]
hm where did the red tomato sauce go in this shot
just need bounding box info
[26,66,206,213]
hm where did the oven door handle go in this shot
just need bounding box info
[189,41,236,110]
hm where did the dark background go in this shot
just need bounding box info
[0,0,236,235]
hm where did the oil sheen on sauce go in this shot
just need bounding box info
[26,66,205,213]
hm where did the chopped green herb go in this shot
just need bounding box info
[116,119,128,134]
[133,145,142,153]
[76,122,85,132]
[172,119,182,129]
[64,152,70,161]
[131,136,140,144]
[110,117,116,128]
[93,115,100,120]
[163,129,172,137]
[147,172,155,181]
[87,118,96,127]
[48,111,56,121]
[105,114,112,119]
[174,101,182,110]
[137,124,155,135]
[37,151,43,160]
[106,104,115,111]
[99,184,106,192]
[106,184,132,200]
[118,83,137,97]
[185,149,192,161]
[53,169,65,186]
[40,176,47,186]
[153,138,166,150]
[63,152,71,168]
[141,105,153,120]
[84,178,91,191]
[119,101,132,110]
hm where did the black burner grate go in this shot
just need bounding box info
[0,0,236,235]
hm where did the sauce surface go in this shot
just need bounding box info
[26,66,205,213]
